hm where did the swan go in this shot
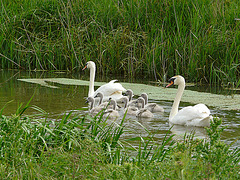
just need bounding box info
[82,61,126,100]
[135,97,154,118]
[140,93,164,113]
[94,92,112,108]
[120,96,138,116]
[94,92,121,110]
[103,99,120,119]
[166,75,212,127]
[125,89,139,108]
[86,97,104,115]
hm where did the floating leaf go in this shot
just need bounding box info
[18,78,240,111]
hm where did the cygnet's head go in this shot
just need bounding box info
[120,96,129,103]
[85,97,94,103]
[125,89,133,96]
[94,92,103,98]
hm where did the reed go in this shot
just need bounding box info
[0,0,239,84]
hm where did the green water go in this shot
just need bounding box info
[0,70,239,148]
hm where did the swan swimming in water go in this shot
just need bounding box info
[120,96,138,116]
[166,75,212,127]
[103,99,120,119]
[140,93,164,113]
[86,97,104,115]
[125,89,142,108]
[94,92,117,109]
[135,97,154,118]
[83,61,126,100]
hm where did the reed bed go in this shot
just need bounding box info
[0,100,239,179]
[1,0,239,84]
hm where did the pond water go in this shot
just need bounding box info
[0,70,240,149]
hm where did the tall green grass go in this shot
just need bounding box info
[0,0,239,84]
[0,100,239,179]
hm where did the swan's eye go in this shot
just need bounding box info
[168,77,175,83]
[166,77,176,87]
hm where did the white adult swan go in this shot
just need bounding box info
[83,61,126,100]
[166,75,212,127]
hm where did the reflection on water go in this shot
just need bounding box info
[171,124,208,140]
[0,70,239,149]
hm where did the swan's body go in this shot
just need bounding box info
[120,96,138,116]
[83,61,126,100]
[136,97,154,118]
[166,75,212,127]
[103,99,120,118]
[141,93,164,113]
[86,97,104,115]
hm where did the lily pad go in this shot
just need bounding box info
[18,78,240,111]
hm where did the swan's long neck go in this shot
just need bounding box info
[144,94,148,104]
[89,100,94,110]
[124,98,129,109]
[88,65,95,97]
[128,93,132,101]
[140,98,145,109]
[98,94,103,106]
[169,81,185,120]
[111,100,116,110]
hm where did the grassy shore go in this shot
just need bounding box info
[0,101,239,179]
[0,0,240,84]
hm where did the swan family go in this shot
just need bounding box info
[83,61,212,127]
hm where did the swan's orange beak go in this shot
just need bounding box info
[166,81,174,88]
[82,65,87,71]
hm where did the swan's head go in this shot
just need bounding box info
[120,96,129,104]
[82,61,96,71]
[94,92,103,98]
[124,89,134,97]
[85,97,94,103]
[109,99,117,108]
[166,75,185,87]
[141,93,148,99]
[136,97,145,106]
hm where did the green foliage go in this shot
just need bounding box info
[0,101,239,179]
[169,117,240,179]
[0,0,239,84]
